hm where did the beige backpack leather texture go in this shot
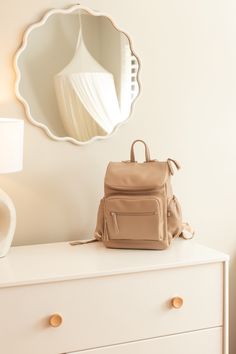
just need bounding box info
[94,140,192,250]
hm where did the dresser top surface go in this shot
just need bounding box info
[0,239,228,288]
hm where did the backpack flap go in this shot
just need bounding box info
[105,161,169,195]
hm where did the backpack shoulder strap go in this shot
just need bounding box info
[69,238,98,246]
[180,222,195,240]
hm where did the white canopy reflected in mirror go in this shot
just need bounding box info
[15,5,140,145]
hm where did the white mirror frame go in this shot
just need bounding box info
[14,4,141,145]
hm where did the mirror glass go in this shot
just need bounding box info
[15,6,140,144]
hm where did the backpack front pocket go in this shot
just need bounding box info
[104,196,164,241]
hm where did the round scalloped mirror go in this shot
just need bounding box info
[15,5,140,145]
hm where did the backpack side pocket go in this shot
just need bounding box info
[167,195,183,238]
[94,198,105,240]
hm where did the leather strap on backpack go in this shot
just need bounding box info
[130,140,151,162]
[180,222,195,240]
[69,238,98,246]
[167,158,181,175]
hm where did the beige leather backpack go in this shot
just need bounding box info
[93,140,193,250]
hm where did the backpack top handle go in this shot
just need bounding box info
[130,140,151,162]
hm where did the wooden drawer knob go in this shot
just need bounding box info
[49,314,63,327]
[171,296,184,309]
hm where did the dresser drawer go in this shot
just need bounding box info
[71,327,222,354]
[0,262,223,354]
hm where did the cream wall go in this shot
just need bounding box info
[0,0,236,352]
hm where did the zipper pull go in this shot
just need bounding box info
[111,212,119,233]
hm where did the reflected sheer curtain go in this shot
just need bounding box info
[54,13,124,142]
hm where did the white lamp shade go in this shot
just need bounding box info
[0,118,24,173]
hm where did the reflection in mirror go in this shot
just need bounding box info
[15,6,140,144]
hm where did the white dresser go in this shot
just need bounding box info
[0,239,229,354]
